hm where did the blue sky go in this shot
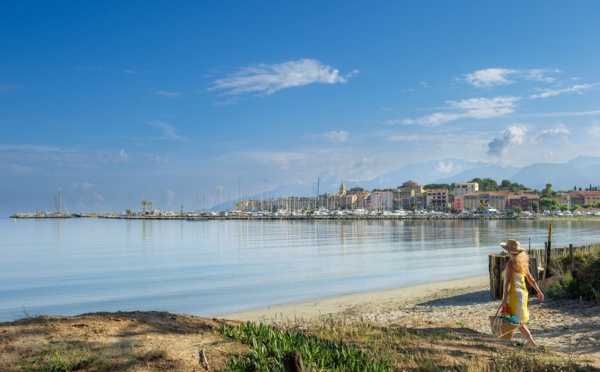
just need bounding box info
[2,1,600,213]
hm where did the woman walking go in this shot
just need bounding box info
[500,239,545,347]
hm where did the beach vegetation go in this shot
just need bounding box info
[217,316,593,371]
[4,309,596,371]
[547,247,600,301]
[21,342,99,372]
[219,321,391,371]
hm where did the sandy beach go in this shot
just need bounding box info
[223,275,600,364]
[2,274,599,370]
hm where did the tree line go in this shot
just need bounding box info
[424,178,600,211]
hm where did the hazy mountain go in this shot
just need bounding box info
[358,158,488,190]
[434,165,520,186]
[566,156,600,168]
[431,156,600,191]
[215,156,600,210]
[511,162,600,191]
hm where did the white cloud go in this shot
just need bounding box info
[487,125,527,157]
[155,91,182,98]
[436,160,456,173]
[449,97,519,119]
[209,59,357,96]
[517,110,600,118]
[465,68,561,88]
[387,134,421,141]
[320,131,350,143]
[391,96,520,126]
[465,68,519,88]
[118,149,129,162]
[146,121,184,140]
[525,68,561,83]
[587,126,600,137]
[530,84,596,99]
[529,124,570,144]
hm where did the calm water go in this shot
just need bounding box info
[1,217,599,322]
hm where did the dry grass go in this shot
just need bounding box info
[1,310,598,371]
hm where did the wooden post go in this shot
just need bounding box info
[283,350,304,372]
[544,223,552,280]
[544,241,551,280]
[489,254,509,300]
[569,243,574,275]
[527,257,538,295]
[489,255,540,299]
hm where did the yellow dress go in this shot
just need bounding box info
[503,270,529,322]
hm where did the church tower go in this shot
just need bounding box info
[339,181,347,195]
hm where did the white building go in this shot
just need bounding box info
[453,182,479,197]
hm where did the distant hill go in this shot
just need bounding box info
[214,156,600,210]
[358,158,488,190]
[405,156,600,191]
[434,165,519,187]
[510,163,586,191]
[566,156,600,168]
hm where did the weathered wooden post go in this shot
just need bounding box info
[283,350,304,372]
[489,254,509,299]
[544,223,552,280]
[489,254,540,299]
[569,243,574,275]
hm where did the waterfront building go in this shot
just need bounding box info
[393,180,425,210]
[583,191,600,206]
[569,190,600,207]
[453,182,479,197]
[368,190,394,211]
[326,181,356,210]
[463,191,508,212]
[555,193,571,209]
[507,192,540,212]
[453,195,464,212]
[568,193,583,207]
[425,188,449,212]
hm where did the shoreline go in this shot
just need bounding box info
[2,274,598,367]
[221,274,600,363]
[219,275,490,323]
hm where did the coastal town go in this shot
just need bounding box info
[11,178,600,220]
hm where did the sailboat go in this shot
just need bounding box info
[11,189,73,218]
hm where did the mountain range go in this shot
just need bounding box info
[255,156,600,205]
[353,156,600,193]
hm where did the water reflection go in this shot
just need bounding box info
[1,217,599,321]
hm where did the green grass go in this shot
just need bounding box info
[220,321,391,371]
[21,342,100,372]
[219,318,594,371]
[547,247,600,301]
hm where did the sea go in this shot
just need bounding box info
[1,217,599,322]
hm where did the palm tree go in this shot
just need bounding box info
[141,200,148,214]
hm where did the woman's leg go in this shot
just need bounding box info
[518,324,536,347]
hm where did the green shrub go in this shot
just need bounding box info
[220,321,391,371]
[544,278,565,299]
[548,248,600,301]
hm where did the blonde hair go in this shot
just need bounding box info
[511,251,530,273]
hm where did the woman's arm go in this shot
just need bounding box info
[501,261,513,309]
[525,271,545,301]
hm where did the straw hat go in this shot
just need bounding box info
[500,239,525,254]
